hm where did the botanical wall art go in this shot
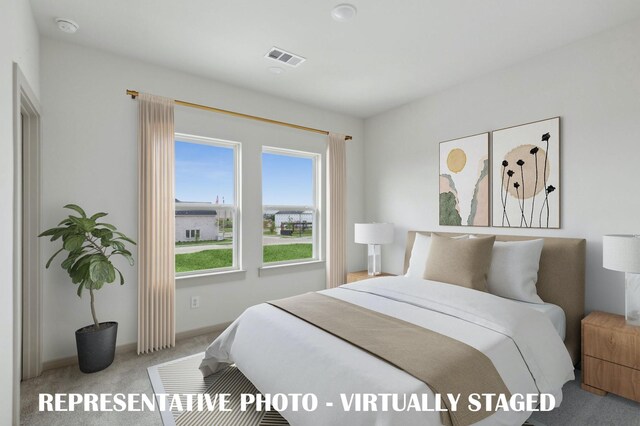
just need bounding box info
[491,117,560,228]
[439,133,489,226]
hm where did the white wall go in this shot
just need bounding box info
[364,18,640,317]
[39,38,365,362]
[0,0,39,422]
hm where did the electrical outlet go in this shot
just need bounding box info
[190,296,200,309]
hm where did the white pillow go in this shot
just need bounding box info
[472,238,545,304]
[405,233,468,278]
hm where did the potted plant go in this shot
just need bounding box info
[39,204,135,373]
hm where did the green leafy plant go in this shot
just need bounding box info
[39,204,136,331]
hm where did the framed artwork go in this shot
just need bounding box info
[439,133,489,226]
[491,117,560,228]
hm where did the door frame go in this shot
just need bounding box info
[12,62,42,422]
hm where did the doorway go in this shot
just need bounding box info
[13,63,42,423]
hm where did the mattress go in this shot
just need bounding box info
[510,300,566,341]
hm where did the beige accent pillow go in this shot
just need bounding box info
[424,234,496,292]
[405,233,468,278]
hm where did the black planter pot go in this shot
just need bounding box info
[75,321,118,373]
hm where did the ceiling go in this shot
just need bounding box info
[30,0,640,118]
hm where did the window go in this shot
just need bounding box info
[262,147,320,265]
[175,134,240,275]
[184,229,200,239]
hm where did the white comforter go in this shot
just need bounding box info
[200,277,574,426]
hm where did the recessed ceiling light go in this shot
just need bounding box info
[268,67,284,75]
[331,4,357,22]
[55,18,79,34]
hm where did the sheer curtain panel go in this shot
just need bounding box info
[137,93,176,354]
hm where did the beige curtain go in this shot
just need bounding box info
[137,93,176,354]
[326,133,347,288]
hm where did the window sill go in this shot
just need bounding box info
[259,260,325,277]
[176,269,246,282]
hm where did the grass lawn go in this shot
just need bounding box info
[175,243,312,272]
[175,248,233,272]
[263,244,312,263]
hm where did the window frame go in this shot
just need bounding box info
[174,133,242,277]
[261,146,321,267]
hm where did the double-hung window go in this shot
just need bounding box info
[262,147,320,265]
[175,134,240,276]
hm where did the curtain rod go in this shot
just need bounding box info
[126,90,352,141]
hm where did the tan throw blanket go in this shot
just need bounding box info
[268,292,511,426]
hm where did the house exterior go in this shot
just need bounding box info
[175,201,218,242]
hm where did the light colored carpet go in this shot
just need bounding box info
[148,354,288,425]
[20,330,640,426]
[529,371,640,426]
[20,332,221,426]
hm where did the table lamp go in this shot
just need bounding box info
[603,234,640,326]
[355,223,394,276]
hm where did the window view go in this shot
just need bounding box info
[175,135,238,275]
[262,148,319,264]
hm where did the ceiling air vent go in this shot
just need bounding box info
[265,47,306,67]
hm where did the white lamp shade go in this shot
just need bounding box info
[354,223,394,245]
[603,234,640,273]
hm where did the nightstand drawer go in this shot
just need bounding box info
[583,323,638,369]
[583,356,640,402]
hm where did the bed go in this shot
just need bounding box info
[200,232,586,426]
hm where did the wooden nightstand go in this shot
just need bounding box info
[581,311,640,402]
[346,270,396,283]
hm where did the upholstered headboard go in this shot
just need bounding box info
[403,231,586,366]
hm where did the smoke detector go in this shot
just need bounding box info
[265,47,306,67]
[55,18,79,34]
[331,4,357,22]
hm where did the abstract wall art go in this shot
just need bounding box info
[491,117,560,228]
[439,133,489,226]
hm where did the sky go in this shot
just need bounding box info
[262,152,313,206]
[175,141,313,206]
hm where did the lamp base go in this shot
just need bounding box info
[626,272,640,326]
[367,244,381,276]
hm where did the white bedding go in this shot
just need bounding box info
[510,300,566,341]
[200,276,574,426]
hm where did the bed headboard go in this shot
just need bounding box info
[404,231,586,365]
